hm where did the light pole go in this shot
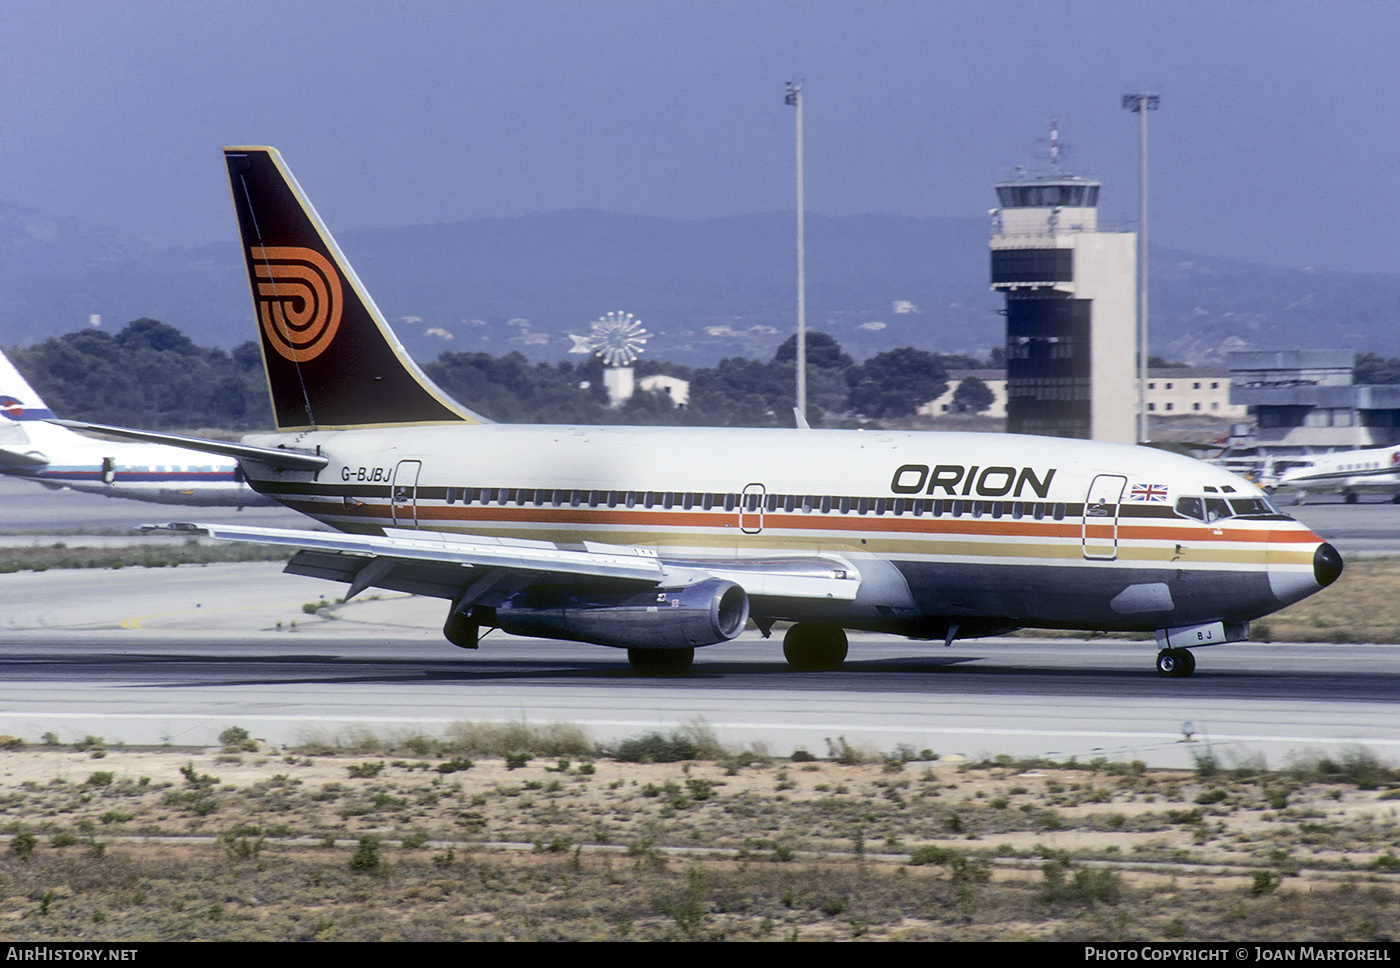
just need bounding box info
[1123,93,1159,445]
[786,80,806,422]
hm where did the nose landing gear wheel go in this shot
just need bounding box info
[1156,648,1196,678]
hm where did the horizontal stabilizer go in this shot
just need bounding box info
[55,421,327,471]
[0,446,49,468]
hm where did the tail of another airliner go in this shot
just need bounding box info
[0,350,56,425]
[224,147,488,431]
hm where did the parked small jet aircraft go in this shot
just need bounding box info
[69,147,1342,676]
[0,350,270,507]
[1274,445,1400,505]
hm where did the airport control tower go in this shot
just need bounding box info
[990,164,1136,442]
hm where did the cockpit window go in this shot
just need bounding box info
[1228,496,1280,518]
[1204,498,1232,522]
[1175,496,1204,521]
[1177,493,1287,523]
[1173,496,1230,522]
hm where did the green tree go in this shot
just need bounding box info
[9,319,271,430]
[845,347,948,419]
[1355,352,1400,385]
[931,352,984,371]
[772,331,854,371]
[950,375,995,414]
[115,318,197,355]
[424,351,612,424]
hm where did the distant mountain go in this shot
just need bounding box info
[1148,247,1400,364]
[2,202,1396,365]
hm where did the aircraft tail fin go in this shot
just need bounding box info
[223,147,488,431]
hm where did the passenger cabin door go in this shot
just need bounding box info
[391,460,422,528]
[740,482,766,534]
[1082,474,1127,560]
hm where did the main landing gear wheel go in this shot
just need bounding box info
[1155,648,1196,678]
[783,623,849,671]
[627,647,694,676]
[442,611,479,649]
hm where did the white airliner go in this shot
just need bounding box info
[66,147,1342,677]
[0,350,271,507]
[1273,445,1400,505]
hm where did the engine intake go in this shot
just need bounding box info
[494,579,749,650]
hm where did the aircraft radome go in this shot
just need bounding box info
[0,349,271,507]
[69,147,1342,677]
[1273,444,1400,506]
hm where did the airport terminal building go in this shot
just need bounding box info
[1229,349,1400,455]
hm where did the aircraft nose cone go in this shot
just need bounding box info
[1314,542,1343,588]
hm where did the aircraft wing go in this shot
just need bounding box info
[143,522,862,602]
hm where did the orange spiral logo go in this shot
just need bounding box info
[250,246,343,362]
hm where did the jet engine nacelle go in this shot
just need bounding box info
[495,578,749,650]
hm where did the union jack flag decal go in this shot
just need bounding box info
[1129,482,1168,502]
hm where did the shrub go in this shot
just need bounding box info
[909,845,989,883]
[1071,868,1122,904]
[219,726,258,752]
[180,763,219,788]
[10,831,36,859]
[614,733,697,764]
[349,836,383,873]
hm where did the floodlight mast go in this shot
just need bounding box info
[1122,92,1159,445]
[786,80,807,422]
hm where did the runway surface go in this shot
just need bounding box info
[0,561,1394,770]
[0,477,1395,770]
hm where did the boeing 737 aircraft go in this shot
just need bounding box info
[1274,445,1400,505]
[70,147,1342,677]
[0,350,270,507]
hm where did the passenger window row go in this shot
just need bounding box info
[440,487,1069,521]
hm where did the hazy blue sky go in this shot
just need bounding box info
[3,0,1397,273]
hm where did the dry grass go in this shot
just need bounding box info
[1253,558,1400,644]
[0,540,289,574]
[0,740,1394,941]
[1008,558,1400,645]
